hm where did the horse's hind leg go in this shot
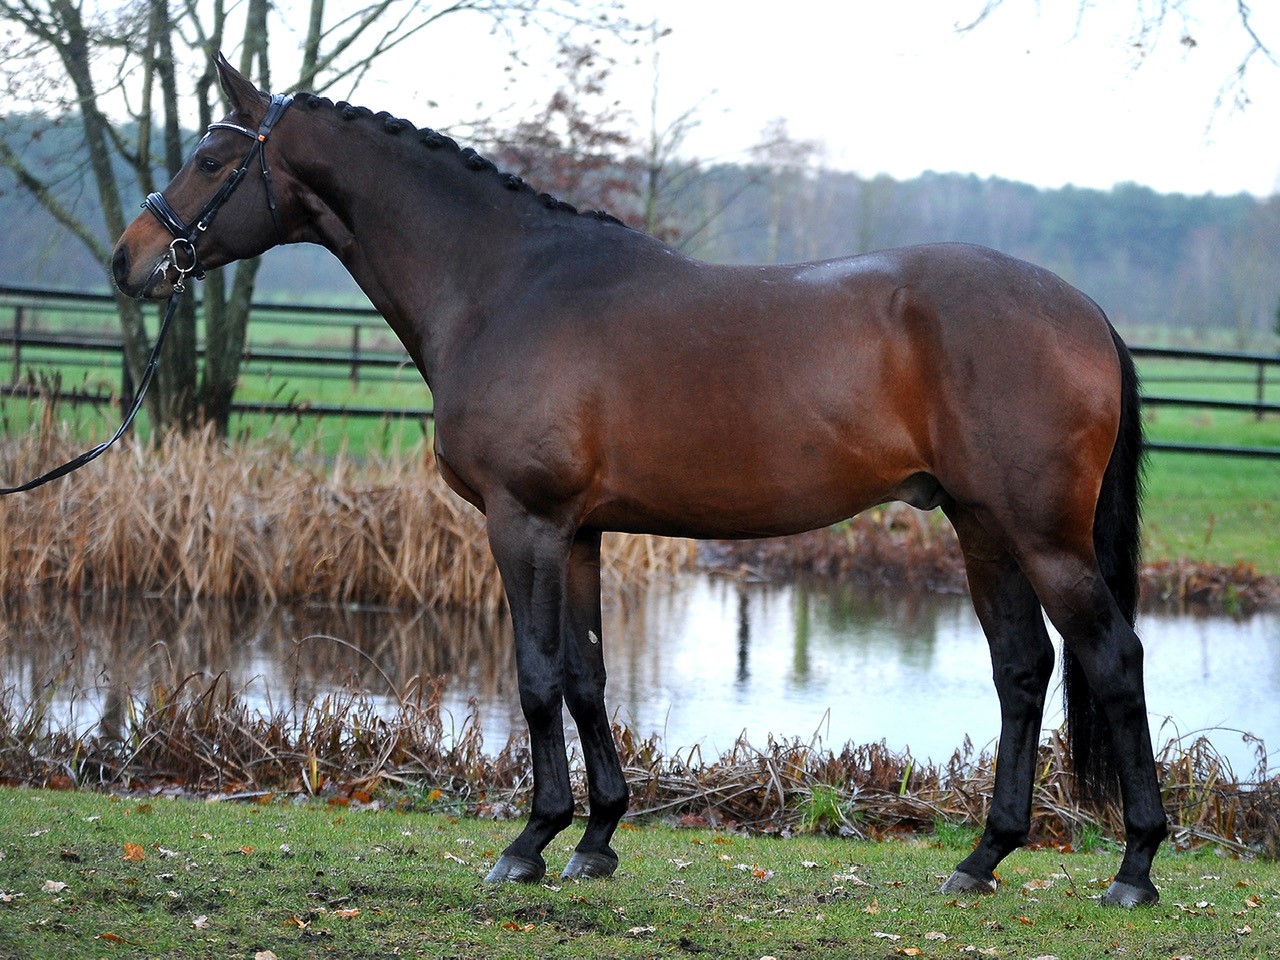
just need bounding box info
[1020,547,1167,906]
[940,507,1055,895]
[560,529,630,879]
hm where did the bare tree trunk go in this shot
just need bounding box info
[153,0,199,431]
[49,0,163,427]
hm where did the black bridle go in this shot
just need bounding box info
[143,92,294,291]
[0,93,293,495]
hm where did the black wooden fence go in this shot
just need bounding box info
[2,284,1278,458]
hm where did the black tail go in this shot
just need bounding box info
[1063,323,1144,808]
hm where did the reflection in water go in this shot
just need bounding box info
[0,596,522,746]
[2,574,1277,776]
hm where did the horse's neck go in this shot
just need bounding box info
[293,126,522,389]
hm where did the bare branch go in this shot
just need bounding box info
[0,136,110,264]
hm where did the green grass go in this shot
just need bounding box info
[1143,450,1279,571]
[0,787,1277,959]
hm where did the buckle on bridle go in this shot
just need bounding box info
[167,237,201,292]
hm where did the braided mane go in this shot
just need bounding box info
[294,93,625,227]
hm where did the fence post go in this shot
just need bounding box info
[1258,361,1266,422]
[11,305,23,384]
[351,324,361,388]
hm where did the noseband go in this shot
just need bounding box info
[142,92,294,291]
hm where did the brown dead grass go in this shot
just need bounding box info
[0,430,693,608]
[707,507,1280,613]
[2,674,1275,856]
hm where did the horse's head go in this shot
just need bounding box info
[113,55,298,299]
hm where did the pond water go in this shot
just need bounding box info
[2,573,1276,777]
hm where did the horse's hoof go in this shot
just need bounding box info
[561,849,618,880]
[484,853,546,884]
[1101,879,1159,907]
[938,870,997,895]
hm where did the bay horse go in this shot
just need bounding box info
[113,56,1167,906]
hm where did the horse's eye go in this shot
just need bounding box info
[198,156,222,174]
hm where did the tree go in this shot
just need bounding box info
[0,0,629,433]
[962,1,1277,110]
[749,118,822,263]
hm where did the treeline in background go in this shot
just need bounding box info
[3,111,1278,347]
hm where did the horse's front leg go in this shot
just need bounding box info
[561,529,629,879]
[484,503,576,884]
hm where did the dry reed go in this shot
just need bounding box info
[0,430,694,609]
[1,675,1275,856]
[707,506,1280,613]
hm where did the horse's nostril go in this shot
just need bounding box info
[111,245,130,288]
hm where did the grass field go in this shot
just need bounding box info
[1,786,1276,960]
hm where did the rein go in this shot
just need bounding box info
[0,93,293,496]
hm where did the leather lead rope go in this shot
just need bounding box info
[0,289,183,494]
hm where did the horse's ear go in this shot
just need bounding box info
[215,53,266,117]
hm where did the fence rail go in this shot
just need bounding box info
[2,285,1277,457]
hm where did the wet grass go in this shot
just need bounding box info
[1,785,1277,959]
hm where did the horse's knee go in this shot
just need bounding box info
[519,683,564,727]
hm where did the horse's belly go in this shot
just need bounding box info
[587,441,910,540]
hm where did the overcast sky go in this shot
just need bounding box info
[360,0,1279,198]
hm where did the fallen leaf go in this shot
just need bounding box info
[752,867,775,881]
[627,926,656,935]
[862,898,881,914]
[501,921,535,932]
[895,950,923,957]
[1017,915,1034,926]
[254,952,279,960]
[801,860,819,869]
[336,908,360,918]
[192,915,210,929]
[925,932,949,941]
[95,933,126,943]
[123,843,145,862]
[872,931,901,941]
[239,845,255,856]
[41,881,68,893]
[834,871,872,887]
